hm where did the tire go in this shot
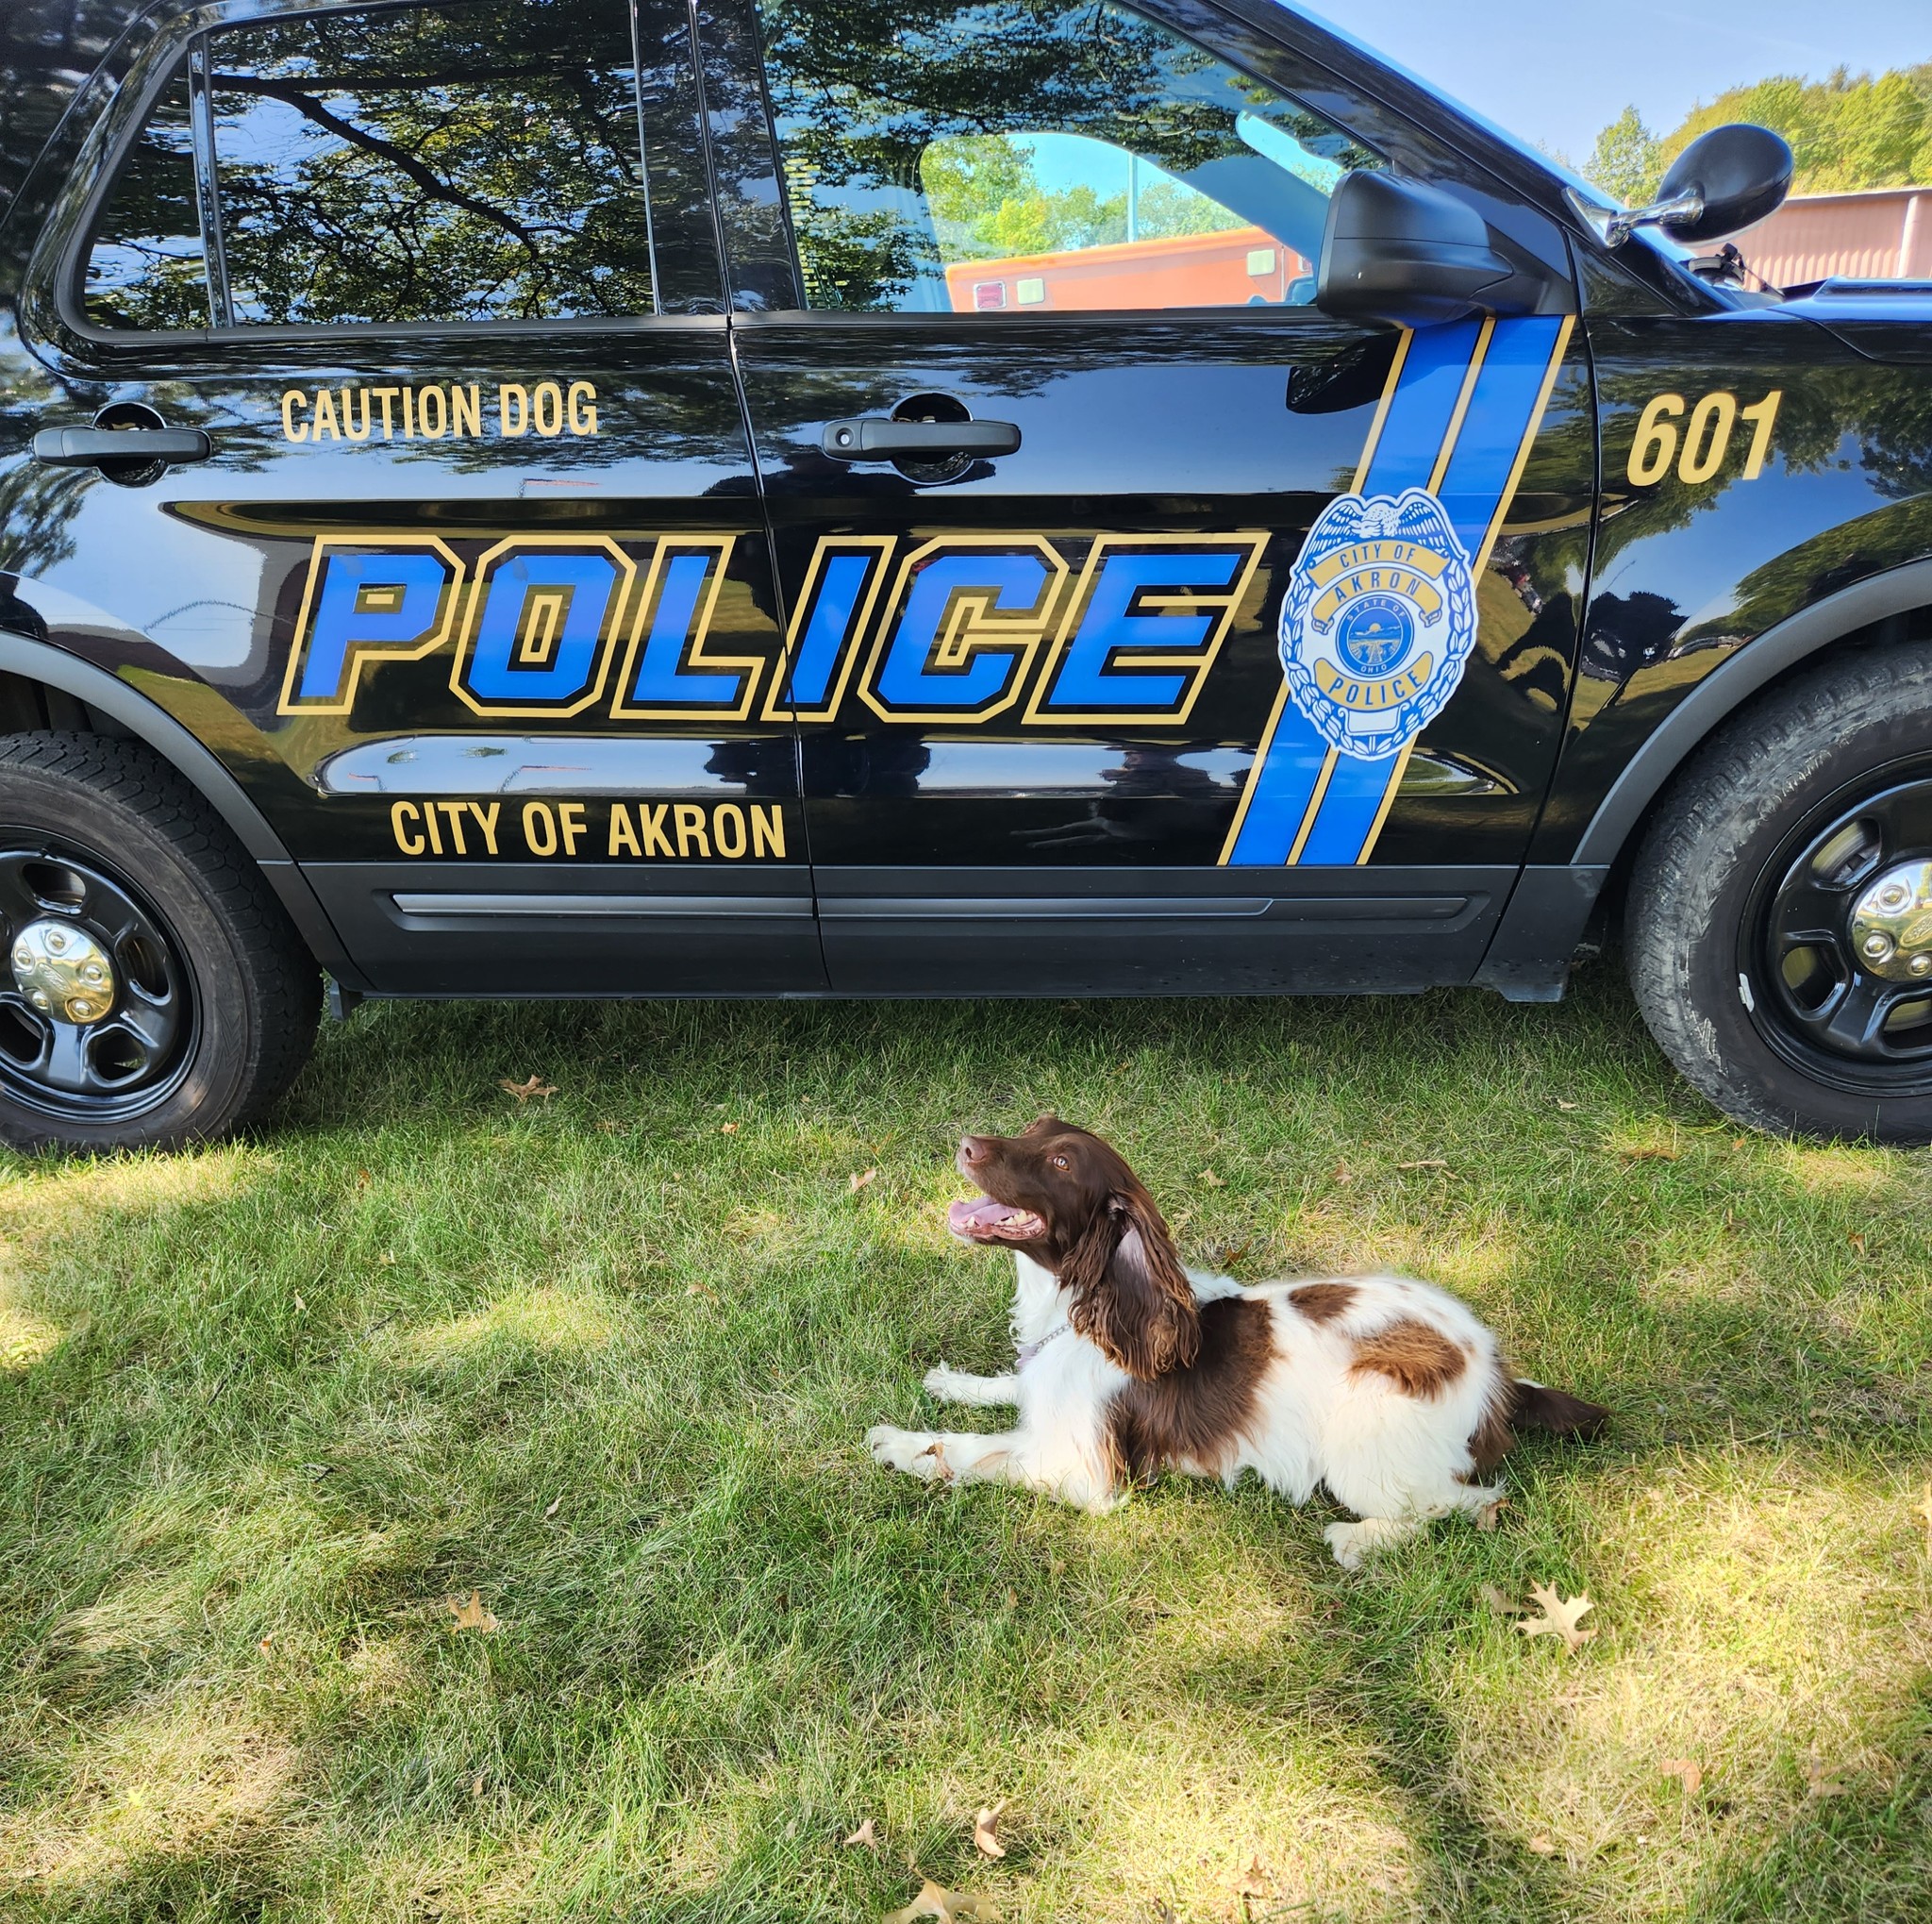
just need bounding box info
[1627,639,1932,1144]
[0,732,319,1152]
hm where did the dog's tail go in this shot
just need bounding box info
[1508,1379,1609,1438]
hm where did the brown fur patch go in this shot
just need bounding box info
[1347,1318,1467,1398]
[1463,1373,1517,1477]
[1288,1281,1357,1325]
[1106,1296,1276,1482]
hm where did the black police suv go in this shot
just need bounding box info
[1,0,1930,1151]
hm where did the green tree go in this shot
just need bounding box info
[1585,105,1663,206]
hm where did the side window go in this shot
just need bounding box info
[82,64,206,331]
[755,0,1382,315]
[82,0,655,331]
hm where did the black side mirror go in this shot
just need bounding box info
[1574,123,1793,249]
[1316,172,1567,329]
[1654,124,1793,243]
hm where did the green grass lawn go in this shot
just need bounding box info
[3,964,1931,1921]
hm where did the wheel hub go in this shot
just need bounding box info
[10,917,116,1024]
[1848,859,1932,980]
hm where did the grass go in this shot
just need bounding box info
[2,963,1930,1921]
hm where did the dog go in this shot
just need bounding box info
[867,1116,1607,1566]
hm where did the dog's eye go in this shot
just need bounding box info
[1051,1154,1069,1170]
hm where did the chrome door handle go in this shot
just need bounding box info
[32,427,213,468]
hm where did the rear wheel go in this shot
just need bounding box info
[0,733,319,1152]
[1628,640,1932,1143]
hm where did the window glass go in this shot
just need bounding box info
[83,64,208,331]
[83,0,654,331]
[756,0,1381,314]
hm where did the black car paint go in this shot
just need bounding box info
[0,0,1927,1006]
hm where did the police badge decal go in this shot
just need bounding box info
[1277,487,1478,761]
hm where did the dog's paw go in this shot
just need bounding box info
[922,1364,968,1400]
[1323,1520,1371,1570]
[866,1425,941,1477]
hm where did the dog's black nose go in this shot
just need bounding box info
[958,1134,991,1165]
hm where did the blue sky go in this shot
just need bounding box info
[1293,0,1930,165]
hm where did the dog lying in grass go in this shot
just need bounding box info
[867,1116,1607,1566]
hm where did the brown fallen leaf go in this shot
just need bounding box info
[974,1799,1008,1859]
[849,1168,878,1194]
[1849,1231,1867,1253]
[1235,1852,1272,1899]
[886,1880,996,1923]
[1199,1168,1224,1187]
[720,1121,739,1133]
[917,1440,953,1482]
[542,1496,562,1520]
[1806,1750,1846,1799]
[1660,1758,1704,1797]
[1526,1834,1557,1856]
[1474,1496,1508,1532]
[1478,1583,1515,1614]
[1330,1162,1354,1186]
[448,1590,501,1634]
[500,1075,557,1102]
[1396,1158,1449,1171]
[356,1167,372,1187]
[686,1280,719,1301]
[1514,1582,1595,1653]
[844,1817,879,1850]
[472,1773,485,1799]
[1557,1100,1579,1112]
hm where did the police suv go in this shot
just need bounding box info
[1,0,1930,1150]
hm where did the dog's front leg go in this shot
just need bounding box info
[866,1425,1119,1514]
[922,1364,1021,1407]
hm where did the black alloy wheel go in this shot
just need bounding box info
[0,732,319,1152]
[0,844,198,1124]
[1747,763,1932,1095]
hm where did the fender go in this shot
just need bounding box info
[1476,557,1932,1001]
[0,624,366,988]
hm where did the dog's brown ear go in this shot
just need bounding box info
[1065,1188,1199,1380]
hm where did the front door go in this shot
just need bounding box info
[706,0,1594,995]
[41,0,817,996]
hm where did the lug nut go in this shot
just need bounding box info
[68,998,94,1020]
[45,929,65,953]
[1912,954,1932,978]
[1882,883,1911,909]
[29,990,48,1011]
[81,963,104,984]
[1863,931,1894,961]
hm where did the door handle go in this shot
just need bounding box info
[32,427,213,469]
[822,417,1021,460]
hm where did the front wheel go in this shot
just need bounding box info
[1628,640,1932,1144]
[0,733,319,1153]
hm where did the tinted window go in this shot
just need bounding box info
[756,0,1381,314]
[83,63,207,331]
[84,0,654,331]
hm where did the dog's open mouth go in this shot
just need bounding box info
[947,1196,1045,1243]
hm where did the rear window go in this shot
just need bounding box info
[82,0,656,332]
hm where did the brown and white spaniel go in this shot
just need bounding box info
[868,1117,1607,1566]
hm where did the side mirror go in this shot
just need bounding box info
[1316,172,1564,329]
[1576,123,1793,248]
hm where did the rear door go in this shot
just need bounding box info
[704,0,1594,995]
[33,0,817,996]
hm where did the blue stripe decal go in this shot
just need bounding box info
[1224,315,1567,868]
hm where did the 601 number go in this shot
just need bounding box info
[1627,389,1783,489]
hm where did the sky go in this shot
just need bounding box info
[1292,0,1931,165]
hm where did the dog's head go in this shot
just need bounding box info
[949,1116,1198,1380]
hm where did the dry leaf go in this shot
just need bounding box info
[1396,1158,1449,1171]
[720,1121,739,1133]
[1235,1852,1271,1899]
[1849,1231,1867,1252]
[542,1496,562,1520]
[686,1280,719,1301]
[1806,1750,1846,1799]
[1557,1100,1578,1112]
[1526,1834,1557,1856]
[448,1590,500,1634]
[356,1167,372,1186]
[257,1634,273,1654]
[974,1799,1008,1859]
[850,1168,878,1193]
[917,1441,953,1482]
[500,1075,557,1102]
[472,1773,485,1799]
[844,1817,879,1850]
[1199,1168,1224,1187]
[1620,1146,1678,1163]
[1330,1162,1354,1186]
[1474,1497,1507,1531]
[1660,1758,1703,1797]
[292,1293,307,1313]
[1478,1583,1515,1614]
[886,1880,996,1923]
[1514,1582,1595,1653]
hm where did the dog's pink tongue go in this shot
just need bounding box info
[949,1196,1024,1234]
